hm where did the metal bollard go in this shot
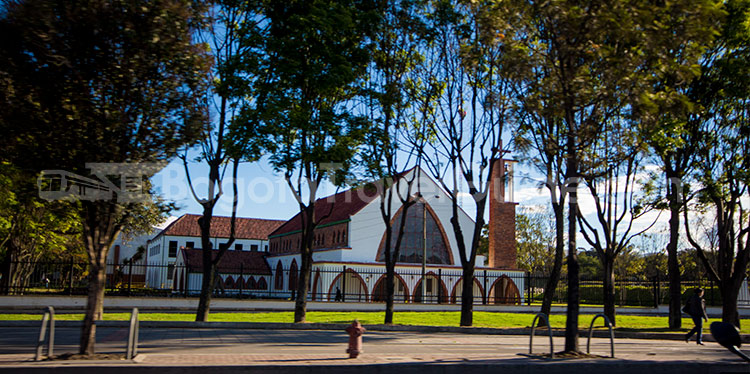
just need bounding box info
[35,306,55,361]
[345,319,365,358]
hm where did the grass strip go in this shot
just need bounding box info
[0,311,746,334]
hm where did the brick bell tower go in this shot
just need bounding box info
[488,158,518,269]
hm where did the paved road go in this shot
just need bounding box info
[0,326,747,373]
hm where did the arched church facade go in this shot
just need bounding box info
[266,163,525,304]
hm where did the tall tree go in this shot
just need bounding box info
[0,0,208,354]
[509,0,702,351]
[684,0,750,328]
[182,0,260,322]
[635,0,722,330]
[362,0,427,325]
[577,120,658,326]
[422,0,518,327]
[234,0,378,323]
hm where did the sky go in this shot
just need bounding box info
[150,152,672,253]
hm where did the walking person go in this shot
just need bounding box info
[684,288,709,345]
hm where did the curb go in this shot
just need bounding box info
[1,320,747,343]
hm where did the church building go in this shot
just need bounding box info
[265,160,524,304]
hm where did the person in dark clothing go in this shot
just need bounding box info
[684,288,709,345]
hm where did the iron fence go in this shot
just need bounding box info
[0,260,728,307]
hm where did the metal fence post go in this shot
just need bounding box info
[437,269,442,304]
[128,261,133,296]
[527,272,532,306]
[239,263,244,298]
[68,259,74,295]
[342,266,347,302]
[483,270,488,305]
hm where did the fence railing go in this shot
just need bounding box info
[0,260,731,307]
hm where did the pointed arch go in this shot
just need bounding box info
[289,259,298,291]
[247,276,257,290]
[236,276,245,290]
[257,277,268,290]
[274,261,284,290]
[412,271,449,303]
[312,269,322,301]
[450,277,486,304]
[375,202,454,265]
[371,273,410,303]
[327,268,369,302]
[488,275,521,304]
[224,276,235,289]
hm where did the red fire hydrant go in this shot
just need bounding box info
[345,319,365,358]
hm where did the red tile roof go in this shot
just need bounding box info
[159,214,285,240]
[270,182,383,237]
[180,248,271,275]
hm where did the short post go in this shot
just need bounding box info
[126,308,140,360]
[35,306,55,361]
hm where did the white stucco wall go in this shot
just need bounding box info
[346,169,475,266]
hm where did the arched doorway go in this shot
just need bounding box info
[289,259,298,291]
[371,274,409,303]
[224,276,235,289]
[312,269,322,301]
[412,272,448,303]
[328,269,369,302]
[450,277,485,304]
[488,275,521,304]
[274,261,284,290]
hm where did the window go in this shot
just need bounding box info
[168,241,178,257]
[376,203,451,264]
[264,245,268,252]
[426,278,433,292]
[250,244,258,252]
[186,241,194,249]
[235,243,243,251]
[167,264,175,280]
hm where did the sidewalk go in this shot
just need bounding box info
[0,325,747,373]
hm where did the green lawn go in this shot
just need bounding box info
[1,311,747,334]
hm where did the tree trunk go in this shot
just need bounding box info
[294,208,315,323]
[722,276,743,328]
[541,202,565,321]
[79,261,106,354]
[460,266,474,326]
[602,256,616,326]
[0,250,14,295]
[196,208,215,322]
[294,247,313,323]
[384,266,396,324]
[79,201,120,355]
[666,184,682,329]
